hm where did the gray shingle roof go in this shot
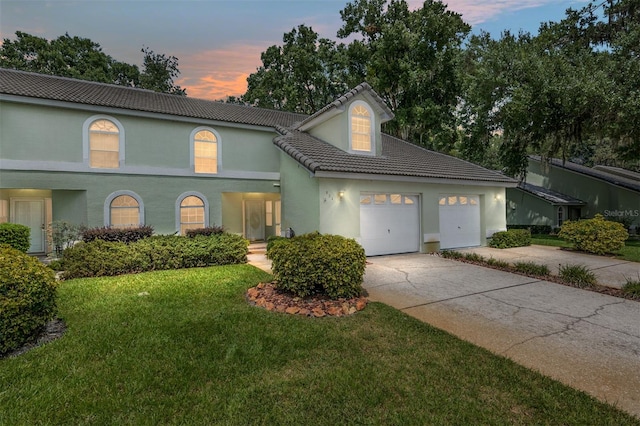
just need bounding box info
[517,182,586,205]
[1,68,516,185]
[530,156,640,193]
[275,127,515,183]
[0,68,306,128]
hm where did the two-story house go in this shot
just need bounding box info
[0,68,516,255]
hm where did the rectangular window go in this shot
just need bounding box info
[374,194,387,204]
[265,201,273,226]
[360,195,372,205]
[390,194,402,204]
[448,196,458,205]
[194,141,217,173]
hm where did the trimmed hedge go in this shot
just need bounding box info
[185,226,225,237]
[558,214,628,255]
[60,233,249,279]
[489,229,531,249]
[0,223,31,252]
[0,245,58,355]
[81,225,154,243]
[267,232,365,299]
[507,224,553,235]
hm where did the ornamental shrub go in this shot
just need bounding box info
[268,232,365,299]
[185,225,224,237]
[558,214,628,255]
[489,229,531,249]
[558,264,597,288]
[81,225,154,243]
[60,233,248,278]
[0,223,30,252]
[0,245,57,355]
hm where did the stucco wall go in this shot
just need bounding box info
[279,154,319,235]
[506,188,555,226]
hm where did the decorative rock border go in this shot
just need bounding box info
[246,282,368,317]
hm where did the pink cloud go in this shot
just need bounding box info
[407,0,582,24]
[177,43,267,100]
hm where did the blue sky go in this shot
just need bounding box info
[0,0,588,100]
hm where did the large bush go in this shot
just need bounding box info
[267,232,365,299]
[0,223,31,252]
[489,229,531,249]
[60,233,248,278]
[558,214,628,255]
[0,245,57,355]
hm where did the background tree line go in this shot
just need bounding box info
[2,0,638,177]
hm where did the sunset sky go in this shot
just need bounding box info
[1,0,588,100]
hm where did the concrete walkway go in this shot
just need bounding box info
[247,244,640,418]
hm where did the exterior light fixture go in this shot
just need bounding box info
[338,190,345,199]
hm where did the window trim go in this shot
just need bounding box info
[348,100,375,155]
[175,191,210,234]
[190,126,221,174]
[104,190,144,227]
[83,115,125,168]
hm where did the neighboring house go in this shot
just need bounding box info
[507,156,640,230]
[0,68,516,255]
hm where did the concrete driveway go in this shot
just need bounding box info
[457,245,639,289]
[363,253,640,418]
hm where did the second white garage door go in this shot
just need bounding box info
[360,193,420,256]
[438,195,481,249]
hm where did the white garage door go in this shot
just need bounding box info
[360,193,420,256]
[438,195,481,249]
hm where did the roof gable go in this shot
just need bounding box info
[295,82,394,132]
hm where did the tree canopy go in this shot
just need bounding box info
[242,0,639,175]
[0,31,185,95]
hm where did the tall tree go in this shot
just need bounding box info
[459,0,640,178]
[242,25,352,114]
[0,31,185,96]
[338,0,471,150]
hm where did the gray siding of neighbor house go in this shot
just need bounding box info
[506,188,556,227]
[527,159,639,225]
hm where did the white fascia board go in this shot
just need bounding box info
[313,170,518,187]
[0,159,280,181]
[0,95,277,133]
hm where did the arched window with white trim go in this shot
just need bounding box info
[191,127,220,174]
[83,115,125,169]
[104,191,144,228]
[176,192,209,234]
[349,101,373,153]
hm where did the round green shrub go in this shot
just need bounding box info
[0,223,31,252]
[0,244,58,355]
[558,214,628,255]
[489,229,531,249]
[267,232,366,299]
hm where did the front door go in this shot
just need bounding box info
[10,198,46,253]
[244,200,264,241]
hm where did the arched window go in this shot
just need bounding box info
[83,115,124,169]
[89,119,120,168]
[180,196,205,234]
[350,102,372,153]
[176,192,209,234]
[192,128,218,174]
[104,191,144,228]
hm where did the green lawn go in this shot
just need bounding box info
[532,235,640,262]
[2,265,638,425]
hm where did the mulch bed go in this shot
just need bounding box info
[246,282,368,317]
[2,318,67,359]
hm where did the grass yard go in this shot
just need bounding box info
[532,235,640,262]
[1,265,638,425]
